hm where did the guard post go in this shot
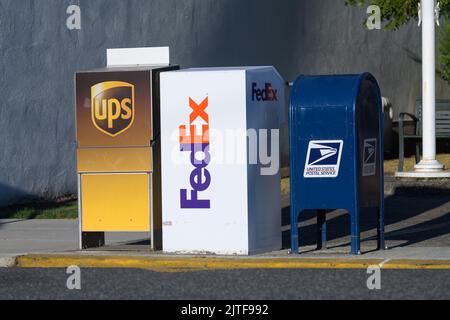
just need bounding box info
[289,73,385,255]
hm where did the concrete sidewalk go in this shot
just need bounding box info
[0,219,78,255]
[1,177,449,268]
[0,219,151,257]
[1,200,449,260]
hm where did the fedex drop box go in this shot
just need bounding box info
[160,67,285,255]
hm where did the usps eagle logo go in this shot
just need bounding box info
[362,138,377,177]
[304,140,344,178]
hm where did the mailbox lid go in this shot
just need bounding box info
[289,74,362,113]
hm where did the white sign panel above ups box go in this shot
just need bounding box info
[107,47,170,67]
[160,67,285,255]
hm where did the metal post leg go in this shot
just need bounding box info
[398,133,405,172]
[377,206,386,250]
[81,232,105,249]
[290,208,299,254]
[350,208,361,255]
[317,210,327,250]
[415,142,421,164]
[398,114,406,172]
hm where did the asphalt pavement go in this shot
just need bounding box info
[0,267,449,300]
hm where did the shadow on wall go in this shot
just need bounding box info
[4,0,449,206]
[0,0,305,206]
[0,183,75,213]
[0,183,38,208]
[403,46,450,84]
[284,186,450,252]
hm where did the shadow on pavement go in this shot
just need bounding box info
[283,186,450,252]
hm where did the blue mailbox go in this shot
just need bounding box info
[289,73,385,255]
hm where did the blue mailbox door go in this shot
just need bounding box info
[289,73,385,255]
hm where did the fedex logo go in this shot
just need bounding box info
[252,82,278,102]
[179,97,211,209]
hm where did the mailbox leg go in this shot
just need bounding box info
[415,142,421,165]
[81,232,105,249]
[317,210,327,250]
[290,208,299,254]
[377,206,386,250]
[350,208,361,255]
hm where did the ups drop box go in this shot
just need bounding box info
[75,65,178,250]
[160,67,285,255]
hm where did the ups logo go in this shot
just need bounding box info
[91,81,135,137]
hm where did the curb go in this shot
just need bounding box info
[0,256,17,268]
[13,254,450,272]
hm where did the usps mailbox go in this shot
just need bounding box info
[160,66,285,255]
[289,73,385,255]
[75,63,178,250]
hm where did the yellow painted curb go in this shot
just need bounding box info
[15,254,450,272]
[383,260,450,270]
[16,254,383,272]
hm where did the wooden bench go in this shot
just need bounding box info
[398,99,450,172]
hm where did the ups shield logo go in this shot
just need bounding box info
[91,81,135,137]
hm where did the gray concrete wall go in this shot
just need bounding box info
[292,1,450,118]
[0,0,448,205]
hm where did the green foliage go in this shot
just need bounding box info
[0,201,78,219]
[346,0,450,30]
[346,0,450,84]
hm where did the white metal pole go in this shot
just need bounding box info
[415,0,444,172]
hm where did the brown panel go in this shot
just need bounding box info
[75,70,152,147]
[77,147,152,173]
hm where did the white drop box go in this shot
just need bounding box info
[160,67,285,255]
